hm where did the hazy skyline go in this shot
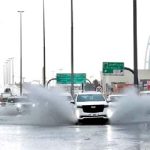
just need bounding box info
[0,0,150,87]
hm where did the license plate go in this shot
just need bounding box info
[89,114,97,116]
[91,106,96,109]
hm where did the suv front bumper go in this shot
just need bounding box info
[75,108,109,120]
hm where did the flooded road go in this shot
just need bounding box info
[1,86,150,149]
[0,119,150,150]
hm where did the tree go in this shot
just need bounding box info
[93,79,99,90]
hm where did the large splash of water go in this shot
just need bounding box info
[2,85,150,126]
[0,85,76,126]
[109,87,150,124]
[27,85,76,126]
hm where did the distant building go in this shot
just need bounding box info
[101,69,150,95]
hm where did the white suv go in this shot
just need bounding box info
[74,91,109,123]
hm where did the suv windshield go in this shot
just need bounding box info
[77,94,105,102]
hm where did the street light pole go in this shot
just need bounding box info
[8,57,14,85]
[18,11,24,95]
[43,0,46,87]
[3,64,6,86]
[71,0,74,96]
[11,57,14,85]
[3,61,8,85]
[7,59,11,85]
[133,0,139,86]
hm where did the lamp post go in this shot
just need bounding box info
[18,11,24,95]
[11,57,14,85]
[133,0,138,86]
[70,0,74,96]
[8,57,14,85]
[7,59,11,85]
[43,0,46,87]
[3,61,8,85]
[3,63,6,86]
[3,58,14,86]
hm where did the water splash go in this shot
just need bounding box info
[28,85,76,126]
[109,87,150,124]
[0,85,76,126]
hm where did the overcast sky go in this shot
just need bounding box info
[0,0,150,86]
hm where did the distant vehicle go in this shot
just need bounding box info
[106,94,127,118]
[106,94,126,108]
[74,91,109,123]
[4,88,12,94]
[0,93,12,107]
[139,90,150,96]
[107,94,126,103]
[6,96,35,114]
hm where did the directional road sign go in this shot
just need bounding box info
[56,73,86,84]
[102,62,124,75]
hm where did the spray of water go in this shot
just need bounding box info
[2,85,150,126]
[27,85,76,126]
[109,87,150,125]
[1,85,77,126]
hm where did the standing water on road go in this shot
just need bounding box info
[109,87,150,124]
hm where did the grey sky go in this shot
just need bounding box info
[0,0,150,86]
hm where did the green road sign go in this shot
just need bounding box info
[56,73,86,84]
[102,62,124,75]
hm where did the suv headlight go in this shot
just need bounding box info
[107,108,113,118]
[75,109,80,119]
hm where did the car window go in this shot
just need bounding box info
[77,94,105,102]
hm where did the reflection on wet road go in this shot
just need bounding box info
[0,117,150,150]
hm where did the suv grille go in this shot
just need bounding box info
[82,105,104,113]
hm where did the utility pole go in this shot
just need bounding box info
[71,0,74,96]
[43,0,46,87]
[133,0,139,86]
